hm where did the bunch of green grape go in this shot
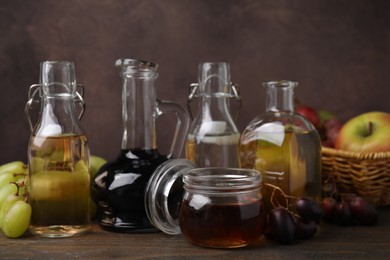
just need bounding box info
[0,161,31,238]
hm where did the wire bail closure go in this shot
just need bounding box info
[187,82,241,120]
[25,83,86,132]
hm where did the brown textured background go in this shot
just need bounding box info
[1,0,389,163]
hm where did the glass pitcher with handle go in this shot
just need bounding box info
[92,59,189,233]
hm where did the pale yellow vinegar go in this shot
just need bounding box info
[28,135,91,238]
[240,129,321,210]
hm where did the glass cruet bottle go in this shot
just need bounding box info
[25,61,90,238]
[186,62,241,167]
[239,80,322,212]
[92,59,189,233]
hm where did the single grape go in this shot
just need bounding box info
[267,207,295,245]
[0,193,23,229]
[16,173,27,182]
[0,172,18,189]
[14,174,27,195]
[349,196,378,226]
[2,200,32,238]
[294,197,323,224]
[0,161,27,176]
[334,201,352,226]
[0,184,18,210]
[322,197,337,223]
[293,215,317,239]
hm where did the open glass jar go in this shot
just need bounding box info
[145,160,265,248]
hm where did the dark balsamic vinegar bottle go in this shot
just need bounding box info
[92,59,189,233]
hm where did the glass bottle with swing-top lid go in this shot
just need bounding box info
[186,62,241,167]
[26,61,90,238]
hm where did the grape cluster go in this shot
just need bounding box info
[264,184,323,245]
[322,176,378,226]
[322,194,378,226]
[0,161,31,238]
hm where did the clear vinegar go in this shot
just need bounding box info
[186,133,240,167]
[240,128,321,211]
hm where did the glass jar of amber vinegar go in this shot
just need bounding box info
[145,160,265,248]
[180,168,265,248]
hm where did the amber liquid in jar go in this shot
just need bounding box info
[179,198,265,248]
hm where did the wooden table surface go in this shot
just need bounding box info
[1,207,389,260]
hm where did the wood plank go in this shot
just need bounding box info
[1,207,389,259]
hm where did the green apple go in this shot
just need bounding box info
[335,111,390,153]
[89,155,107,219]
[89,155,107,180]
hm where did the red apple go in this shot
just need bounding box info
[335,111,390,153]
[296,105,321,128]
[322,118,342,147]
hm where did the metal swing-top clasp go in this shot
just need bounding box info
[25,83,86,132]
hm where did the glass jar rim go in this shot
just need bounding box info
[183,167,262,193]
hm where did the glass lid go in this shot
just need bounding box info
[145,159,197,235]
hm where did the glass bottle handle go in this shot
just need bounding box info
[156,99,190,159]
[25,84,86,132]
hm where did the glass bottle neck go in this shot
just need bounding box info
[35,97,82,136]
[121,76,157,150]
[195,62,236,124]
[197,93,233,122]
[264,81,297,113]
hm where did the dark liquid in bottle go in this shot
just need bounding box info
[92,148,168,233]
[179,199,265,248]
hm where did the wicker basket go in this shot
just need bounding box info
[321,146,390,206]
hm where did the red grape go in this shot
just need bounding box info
[294,197,323,223]
[321,197,337,223]
[334,201,352,226]
[267,207,296,245]
[349,196,378,226]
[293,215,317,239]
